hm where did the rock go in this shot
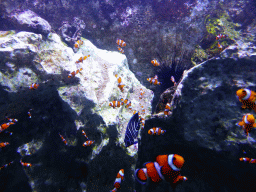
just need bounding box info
[0,30,153,191]
[9,10,51,35]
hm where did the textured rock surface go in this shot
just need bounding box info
[137,44,256,191]
[0,31,153,192]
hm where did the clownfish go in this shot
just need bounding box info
[74,40,83,49]
[116,39,126,47]
[59,133,68,145]
[151,59,160,67]
[170,76,177,86]
[216,34,227,40]
[29,83,39,90]
[147,75,161,85]
[139,88,145,99]
[68,68,83,78]
[82,130,89,140]
[140,119,145,130]
[0,142,9,148]
[28,109,32,118]
[117,46,124,54]
[0,122,15,132]
[0,161,13,171]
[148,127,166,135]
[164,103,172,116]
[110,169,124,192]
[217,42,223,51]
[236,113,256,137]
[75,55,90,64]
[109,100,124,108]
[115,75,125,92]
[236,89,256,112]
[135,154,187,186]
[239,157,256,163]
[83,140,94,147]
[122,99,131,110]
[7,118,18,123]
[20,159,32,167]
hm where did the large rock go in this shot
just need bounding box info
[0,31,153,192]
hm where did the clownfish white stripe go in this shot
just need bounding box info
[244,115,250,124]
[115,177,121,183]
[154,162,165,181]
[243,89,251,100]
[168,154,180,171]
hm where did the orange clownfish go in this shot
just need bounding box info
[68,68,83,78]
[0,142,9,148]
[0,122,15,132]
[7,118,18,123]
[116,39,126,47]
[28,109,32,118]
[75,55,90,64]
[217,42,223,51]
[29,83,39,90]
[239,157,256,163]
[122,99,131,110]
[216,34,227,40]
[148,127,166,135]
[147,75,161,85]
[115,75,125,92]
[109,100,124,108]
[59,133,68,145]
[74,40,83,49]
[117,46,124,54]
[139,88,145,99]
[111,169,124,192]
[236,113,256,137]
[170,76,177,86]
[83,140,94,147]
[135,154,187,186]
[164,103,172,116]
[0,161,13,170]
[82,130,89,140]
[20,159,32,167]
[151,59,160,67]
[236,89,256,112]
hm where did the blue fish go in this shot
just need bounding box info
[124,112,140,147]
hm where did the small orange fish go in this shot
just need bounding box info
[117,46,124,54]
[74,40,83,49]
[83,140,94,147]
[0,161,13,170]
[217,42,223,51]
[28,109,32,118]
[109,100,124,108]
[236,89,256,112]
[147,75,161,85]
[164,103,172,116]
[115,75,125,92]
[29,83,39,90]
[7,118,18,123]
[20,159,32,167]
[0,142,9,148]
[239,157,256,163]
[139,88,145,99]
[82,130,89,140]
[59,133,68,145]
[236,113,256,137]
[151,59,160,66]
[75,55,90,64]
[148,127,166,135]
[116,39,126,47]
[0,122,14,132]
[68,68,83,78]
[216,34,227,40]
[170,76,177,86]
[111,169,124,192]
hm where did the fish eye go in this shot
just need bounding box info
[242,90,246,93]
